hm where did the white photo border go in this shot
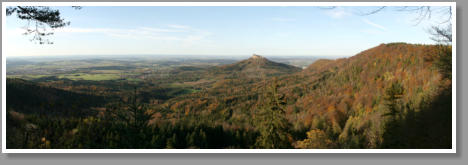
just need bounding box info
[1,1,457,153]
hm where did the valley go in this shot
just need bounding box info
[5,43,452,149]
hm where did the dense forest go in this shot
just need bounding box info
[6,43,452,149]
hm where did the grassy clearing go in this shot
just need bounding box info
[89,70,122,74]
[125,78,143,82]
[57,73,121,81]
[169,82,191,88]
[7,74,50,79]
[187,88,200,93]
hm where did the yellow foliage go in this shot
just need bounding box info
[295,129,333,149]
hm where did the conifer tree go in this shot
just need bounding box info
[254,79,291,148]
[383,81,405,121]
[381,81,406,148]
[105,87,155,148]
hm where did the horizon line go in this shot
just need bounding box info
[5,54,351,58]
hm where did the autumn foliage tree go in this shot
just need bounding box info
[295,129,333,149]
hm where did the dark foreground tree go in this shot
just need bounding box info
[380,25,452,149]
[383,81,405,121]
[104,87,156,148]
[254,79,292,148]
[6,6,80,44]
[429,24,452,79]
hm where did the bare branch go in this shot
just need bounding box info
[359,6,386,16]
[438,6,452,25]
[428,25,452,43]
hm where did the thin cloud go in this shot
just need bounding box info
[11,25,211,43]
[53,27,117,33]
[139,27,185,33]
[167,24,191,29]
[362,18,388,31]
[54,26,186,34]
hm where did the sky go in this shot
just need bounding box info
[4,6,452,57]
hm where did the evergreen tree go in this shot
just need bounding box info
[383,81,405,121]
[254,79,291,148]
[105,87,156,148]
[381,81,406,148]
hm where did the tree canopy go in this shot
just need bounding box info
[6,6,80,44]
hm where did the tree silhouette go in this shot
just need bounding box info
[105,87,156,148]
[6,6,81,44]
[428,24,452,80]
[358,6,452,25]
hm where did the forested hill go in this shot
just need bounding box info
[166,43,452,148]
[6,78,106,117]
[210,54,302,78]
[6,43,451,149]
[284,43,451,148]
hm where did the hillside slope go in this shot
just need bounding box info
[6,78,106,117]
[212,54,302,78]
[181,54,301,90]
[164,43,451,148]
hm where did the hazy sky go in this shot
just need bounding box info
[5,6,452,57]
